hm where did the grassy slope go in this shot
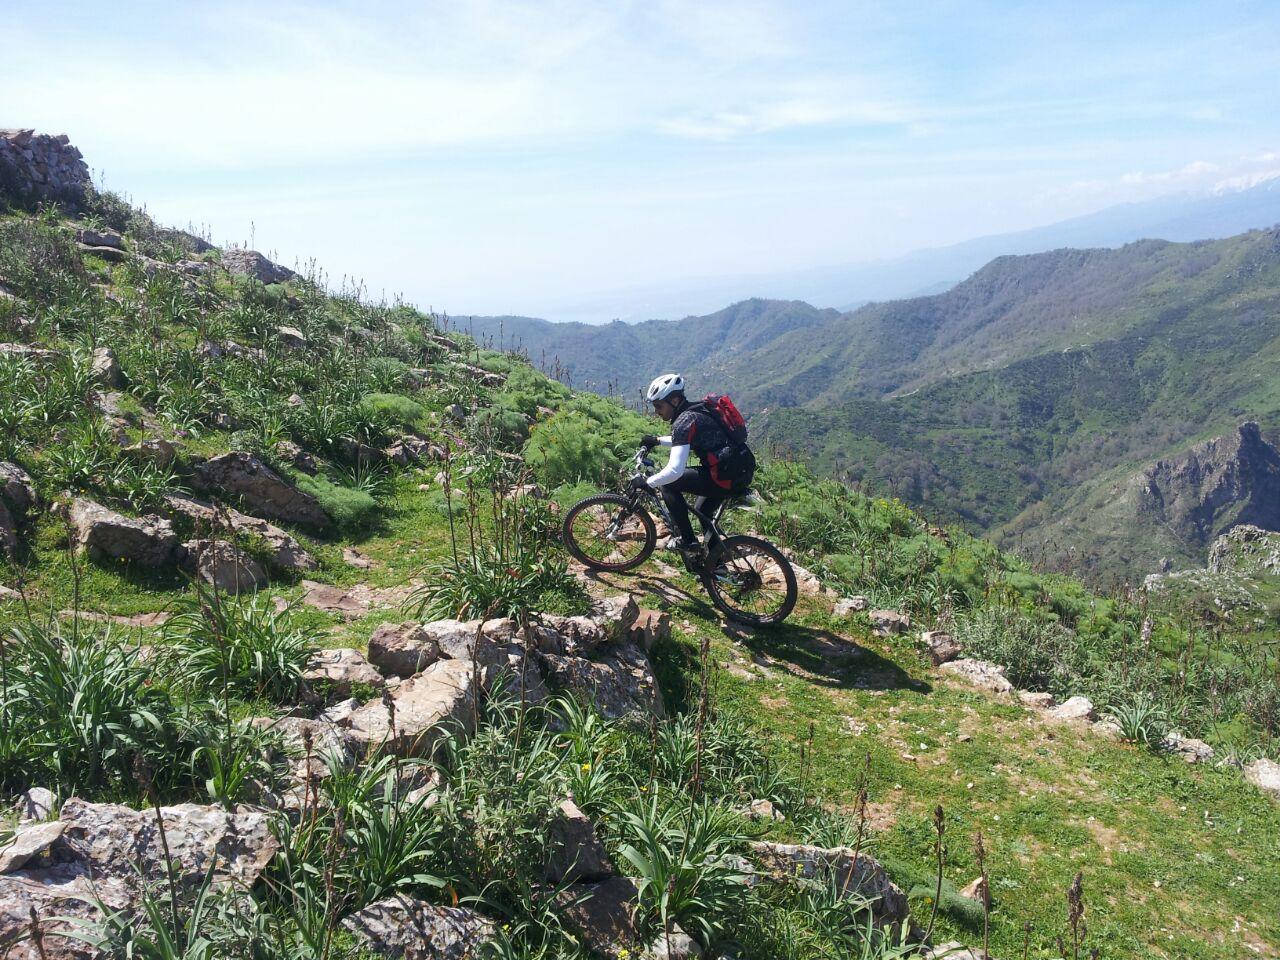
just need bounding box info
[9,482,1278,958]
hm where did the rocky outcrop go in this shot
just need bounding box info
[162,492,318,573]
[179,538,268,593]
[221,248,297,285]
[0,129,90,208]
[1130,422,1280,556]
[539,642,665,719]
[343,896,495,959]
[347,658,477,756]
[920,630,961,665]
[1208,523,1280,576]
[869,609,911,636]
[68,498,180,566]
[193,452,328,527]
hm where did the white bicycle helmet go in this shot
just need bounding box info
[645,372,685,404]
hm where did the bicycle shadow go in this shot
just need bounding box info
[722,618,930,694]
[577,564,927,697]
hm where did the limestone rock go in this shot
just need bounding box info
[833,596,870,617]
[343,547,373,569]
[180,538,268,593]
[922,630,962,666]
[303,648,386,699]
[742,798,784,821]
[347,658,477,756]
[162,492,318,573]
[0,461,37,514]
[0,821,65,873]
[922,944,988,960]
[277,325,307,350]
[89,346,123,387]
[68,498,179,566]
[1244,758,1280,800]
[789,560,830,597]
[748,841,909,934]
[539,642,665,719]
[343,895,495,959]
[869,609,911,636]
[1018,690,1057,710]
[18,787,57,823]
[1161,731,1215,763]
[221,247,296,284]
[629,608,672,652]
[0,342,59,364]
[939,658,1013,695]
[959,875,990,907]
[1044,696,1096,725]
[74,227,123,250]
[368,621,443,678]
[122,437,178,469]
[1092,719,1124,741]
[193,452,328,527]
[545,798,613,883]
[556,876,644,959]
[275,439,318,475]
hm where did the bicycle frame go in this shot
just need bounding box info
[624,447,732,551]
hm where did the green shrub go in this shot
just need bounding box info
[295,473,380,533]
[360,392,425,430]
[524,410,615,487]
[955,606,1088,697]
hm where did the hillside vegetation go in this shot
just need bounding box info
[0,162,1279,960]
[473,230,1280,578]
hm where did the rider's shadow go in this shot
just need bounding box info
[720,620,930,694]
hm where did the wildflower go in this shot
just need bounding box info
[580,762,591,772]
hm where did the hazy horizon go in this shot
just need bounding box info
[5,1,1279,321]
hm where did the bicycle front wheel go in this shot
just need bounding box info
[562,493,657,572]
[703,535,798,625]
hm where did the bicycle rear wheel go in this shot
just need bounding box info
[703,535,798,625]
[562,493,657,572]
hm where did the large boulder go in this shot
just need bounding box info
[748,841,909,935]
[68,498,180,566]
[539,642,665,719]
[193,452,328,527]
[221,248,296,285]
[347,658,477,756]
[939,658,1013,695]
[628,608,672,652]
[0,798,278,958]
[342,895,495,960]
[162,492,318,573]
[0,501,16,559]
[180,538,268,593]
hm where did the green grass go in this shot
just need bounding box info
[606,561,1280,959]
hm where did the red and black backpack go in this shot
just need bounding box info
[689,393,755,489]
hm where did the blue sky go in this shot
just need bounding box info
[4,1,1279,319]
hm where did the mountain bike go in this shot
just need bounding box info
[561,446,798,625]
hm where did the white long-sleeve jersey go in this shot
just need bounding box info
[646,435,689,487]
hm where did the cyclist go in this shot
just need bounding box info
[633,373,755,560]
